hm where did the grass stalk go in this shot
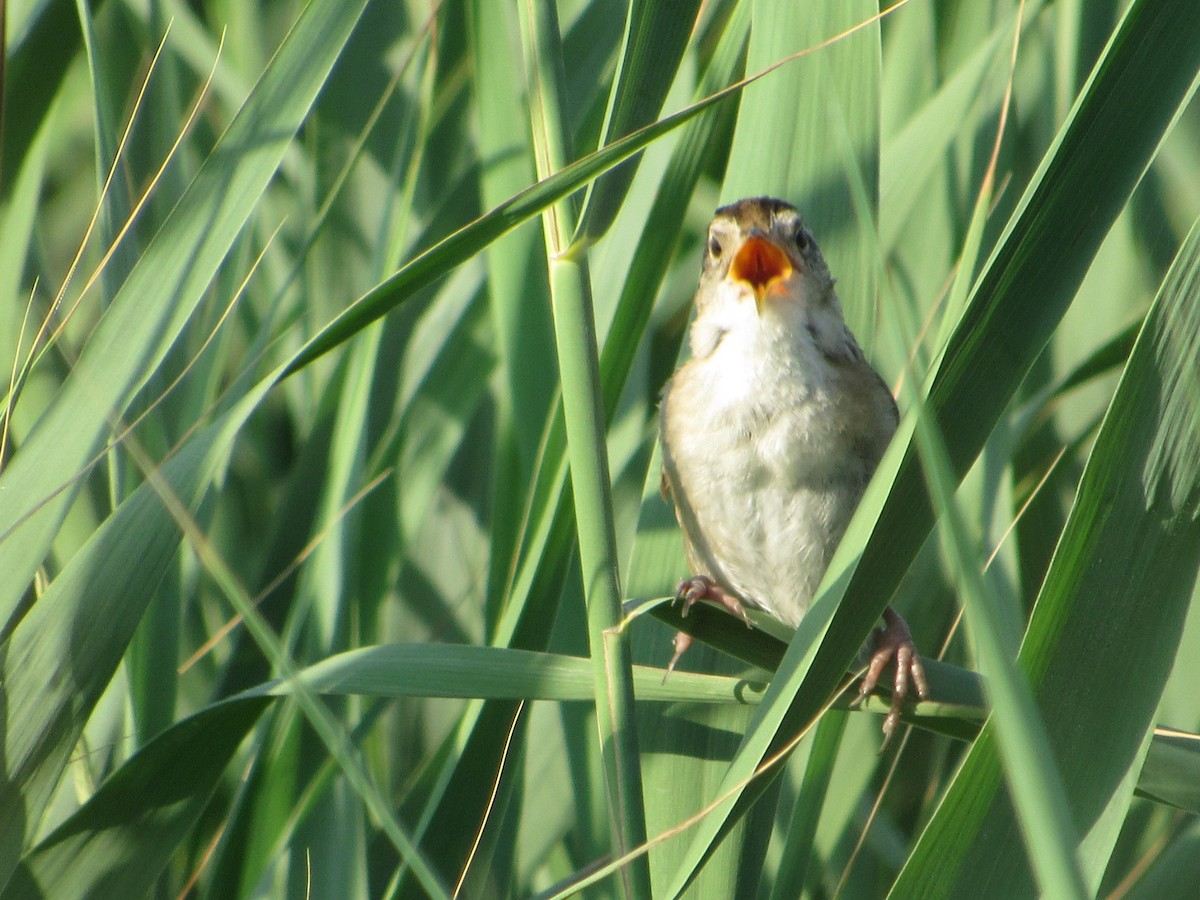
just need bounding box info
[517,1,651,897]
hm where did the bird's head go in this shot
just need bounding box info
[703,198,833,310]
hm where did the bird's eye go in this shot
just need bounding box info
[707,234,722,258]
[793,227,810,252]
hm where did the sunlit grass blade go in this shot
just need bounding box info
[518,1,650,895]
[891,213,1200,897]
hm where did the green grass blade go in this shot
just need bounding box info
[661,0,1200,892]
[880,26,1006,251]
[891,212,1200,897]
[1138,730,1200,813]
[0,698,268,900]
[769,710,847,900]
[897,293,1091,900]
[721,0,880,334]
[1121,820,1200,900]
[575,0,704,242]
[0,0,82,192]
[466,0,557,607]
[518,2,650,895]
[0,383,270,889]
[0,0,372,627]
[596,0,749,411]
[257,643,757,706]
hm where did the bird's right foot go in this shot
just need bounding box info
[674,575,751,626]
[664,576,752,679]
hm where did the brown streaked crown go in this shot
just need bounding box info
[714,196,798,230]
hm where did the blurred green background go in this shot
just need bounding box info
[2,0,1200,897]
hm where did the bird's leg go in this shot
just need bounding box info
[664,576,752,678]
[665,631,693,679]
[858,607,929,740]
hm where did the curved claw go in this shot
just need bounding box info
[858,608,929,741]
[663,575,752,682]
[673,575,752,627]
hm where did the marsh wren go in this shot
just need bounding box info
[659,197,927,736]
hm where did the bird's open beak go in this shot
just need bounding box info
[728,234,793,312]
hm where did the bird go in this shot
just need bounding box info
[658,196,927,737]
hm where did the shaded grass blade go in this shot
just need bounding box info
[0,698,269,900]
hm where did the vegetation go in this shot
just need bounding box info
[2,0,1199,897]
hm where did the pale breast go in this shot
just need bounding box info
[660,348,876,627]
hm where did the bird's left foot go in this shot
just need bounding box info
[858,608,929,741]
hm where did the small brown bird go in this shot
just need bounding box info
[659,197,927,736]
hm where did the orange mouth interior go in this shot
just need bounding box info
[729,235,793,299]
